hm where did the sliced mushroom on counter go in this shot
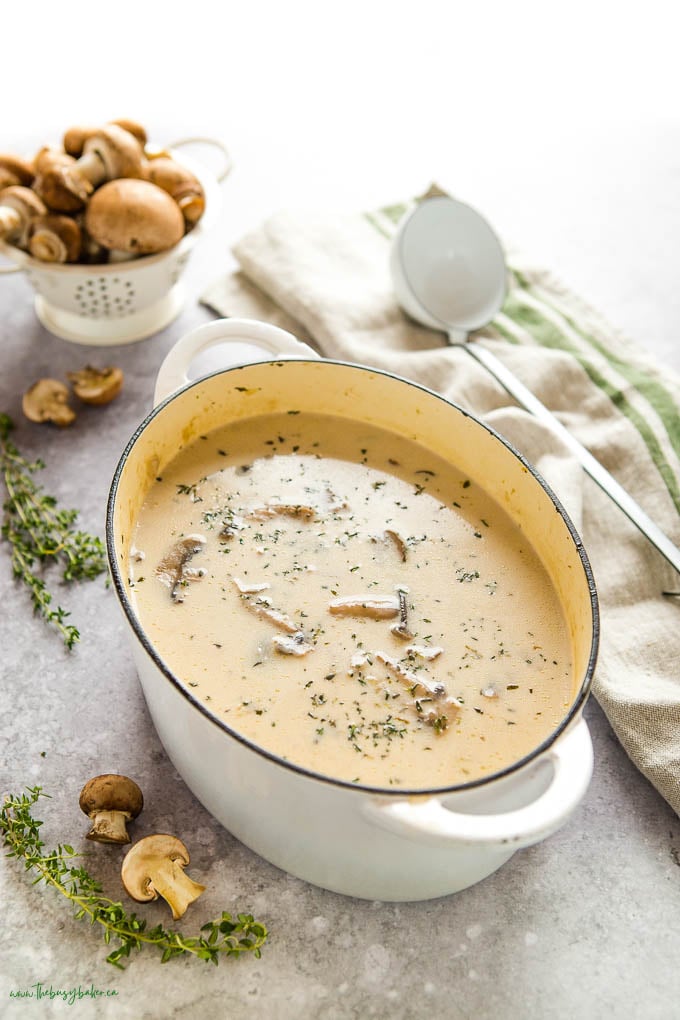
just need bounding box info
[156,535,207,601]
[328,594,400,619]
[0,185,47,247]
[29,214,82,263]
[121,834,206,920]
[67,364,124,405]
[85,178,185,255]
[143,156,205,227]
[22,378,76,427]
[78,774,144,844]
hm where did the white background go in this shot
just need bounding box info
[3,0,680,370]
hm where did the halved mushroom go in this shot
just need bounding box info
[0,185,47,247]
[22,378,76,427]
[121,834,206,920]
[143,156,205,227]
[67,364,124,405]
[79,774,144,844]
[85,178,185,256]
[29,214,82,263]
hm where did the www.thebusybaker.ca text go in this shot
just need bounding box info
[9,982,119,1006]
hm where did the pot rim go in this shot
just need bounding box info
[106,357,599,798]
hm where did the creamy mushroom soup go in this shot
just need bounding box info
[128,412,575,788]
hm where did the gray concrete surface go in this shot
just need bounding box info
[2,79,680,1020]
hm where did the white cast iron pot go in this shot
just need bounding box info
[107,318,599,901]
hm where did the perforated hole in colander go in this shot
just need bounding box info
[71,275,137,318]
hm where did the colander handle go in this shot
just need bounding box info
[168,137,233,183]
[153,317,319,406]
[361,716,593,850]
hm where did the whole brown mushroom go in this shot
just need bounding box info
[143,157,205,227]
[79,774,144,844]
[61,124,145,206]
[85,178,185,256]
[63,119,148,158]
[0,153,35,186]
[0,185,47,248]
[32,148,86,213]
[29,214,82,263]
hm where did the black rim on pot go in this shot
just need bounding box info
[107,358,600,798]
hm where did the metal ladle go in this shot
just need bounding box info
[390,195,680,578]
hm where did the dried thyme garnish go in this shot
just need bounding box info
[0,413,106,649]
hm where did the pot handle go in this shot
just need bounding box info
[362,717,593,850]
[153,317,320,406]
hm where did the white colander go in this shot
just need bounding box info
[0,138,230,346]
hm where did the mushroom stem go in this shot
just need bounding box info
[0,205,20,239]
[73,149,108,189]
[87,808,133,845]
[151,859,207,920]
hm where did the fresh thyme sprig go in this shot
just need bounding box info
[0,413,107,649]
[1,787,268,969]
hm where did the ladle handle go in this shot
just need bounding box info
[461,336,680,576]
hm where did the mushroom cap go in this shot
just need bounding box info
[63,125,100,158]
[109,118,148,148]
[82,124,145,180]
[0,168,20,191]
[0,184,47,221]
[64,120,148,159]
[33,167,89,213]
[67,364,124,404]
[21,378,76,427]
[85,178,185,255]
[34,146,75,174]
[0,153,34,186]
[121,833,191,902]
[29,214,82,262]
[79,773,144,818]
[143,157,205,226]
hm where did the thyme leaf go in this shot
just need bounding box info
[1,787,268,969]
[0,414,107,649]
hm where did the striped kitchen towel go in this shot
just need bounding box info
[201,190,680,816]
